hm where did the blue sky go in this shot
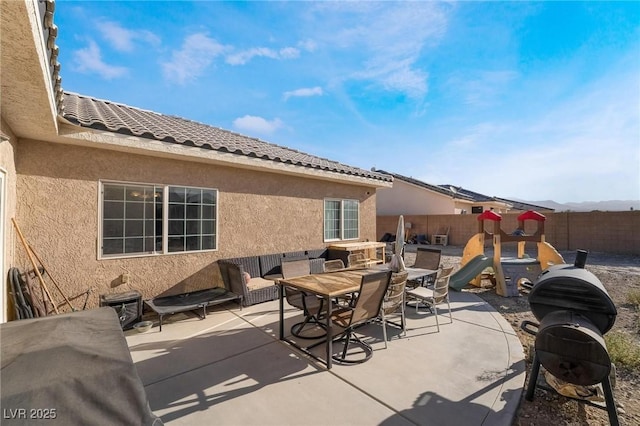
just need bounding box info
[55,1,639,203]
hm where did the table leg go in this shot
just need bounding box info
[279,284,284,340]
[326,295,332,369]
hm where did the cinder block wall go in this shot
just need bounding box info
[377,211,640,255]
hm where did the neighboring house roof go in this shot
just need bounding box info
[375,170,475,201]
[439,184,502,204]
[62,92,392,183]
[493,197,555,212]
[373,170,555,212]
[439,185,554,212]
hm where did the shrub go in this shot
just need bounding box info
[627,289,640,308]
[606,331,640,370]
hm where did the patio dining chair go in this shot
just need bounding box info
[405,266,455,333]
[407,246,442,289]
[348,252,369,269]
[329,270,392,364]
[323,259,345,272]
[282,259,326,339]
[380,271,409,348]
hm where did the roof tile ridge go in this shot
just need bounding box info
[63,91,165,116]
[64,92,320,156]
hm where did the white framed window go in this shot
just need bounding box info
[100,181,217,258]
[324,198,359,241]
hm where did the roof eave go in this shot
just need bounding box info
[55,122,392,188]
[1,0,60,141]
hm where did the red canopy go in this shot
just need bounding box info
[517,210,546,222]
[478,210,502,221]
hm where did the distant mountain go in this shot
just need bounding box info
[509,199,640,212]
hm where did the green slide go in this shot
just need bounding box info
[449,255,494,291]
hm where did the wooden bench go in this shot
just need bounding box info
[144,287,242,331]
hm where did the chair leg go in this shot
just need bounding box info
[446,299,452,324]
[341,332,352,360]
[291,313,327,339]
[434,303,440,333]
[332,331,374,364]
[382,313,388,349]
[400,303,406,336]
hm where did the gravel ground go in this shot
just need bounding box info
[403,245,640,426]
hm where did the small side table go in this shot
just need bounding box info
[99,290,143,330]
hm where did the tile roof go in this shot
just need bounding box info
[493,197,555,212]
[40,0,64,112]
[62,92,392,183]
[377,171,554,211]
[439,184,497,202]
[439,185,555,211]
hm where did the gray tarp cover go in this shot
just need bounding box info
[1,307,162,425]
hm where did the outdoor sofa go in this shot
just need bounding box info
[219,248,349,306]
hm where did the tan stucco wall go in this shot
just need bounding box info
[377,180,456,215]
[0,119,18,322]
[0,0,59,141]
[377,180,516,215]
[14,139,377,307]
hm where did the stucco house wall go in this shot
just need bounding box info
[1,0,391,320]
[376,171,545,216]
[376,179,458,215]
[14,138,377,307]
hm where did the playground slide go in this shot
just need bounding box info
[449,255,494,291]
[537,241,565,270]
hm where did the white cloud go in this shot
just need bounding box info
[98,21,160,52]
[72,40,128,79]
[225,46,300,65]
[355,58,429,100]
[162,33,227,84]
[437,67,640,202]
[298,39,317,52]
[452,70,520,106]
[446,122,508,149]
[278,47,300,59]
[233,115,284,134]
[311,2,449,100]
[283,87,323,101]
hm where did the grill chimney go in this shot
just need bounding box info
[574,249,588,269]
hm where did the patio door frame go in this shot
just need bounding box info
[0,168,6,323]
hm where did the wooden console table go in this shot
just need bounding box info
[328,241,386,267]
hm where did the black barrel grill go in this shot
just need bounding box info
[521,250,619,425]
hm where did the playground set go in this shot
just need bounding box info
[449,210,565,296]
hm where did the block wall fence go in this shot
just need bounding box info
[377,211,640,255]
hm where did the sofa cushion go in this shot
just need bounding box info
[246,277,276,291]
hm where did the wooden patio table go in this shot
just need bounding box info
[278,269,380,369]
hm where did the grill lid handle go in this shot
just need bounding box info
[520,320,539,336]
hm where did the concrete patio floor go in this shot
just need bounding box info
[125,290,525,426]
